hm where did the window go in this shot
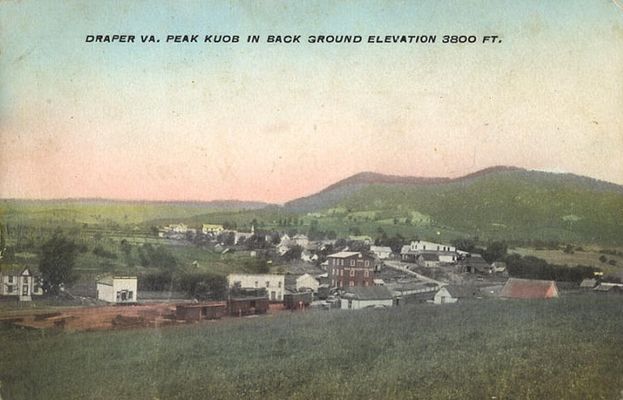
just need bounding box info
[7,285,13,293]
[364,281,369,286]
[364,261,369,267]
[350,260,355,266]
[423,245,426,250]
[350,270,355,277]
[340,259,344,266]
[364,270,369,277]
[22,285,28,296]
[8,276,13,283]
[340,270,343,276]
[349,281,354,287]
[266,281,270,288]
[128,291,133,300]
[278,281,282,288]
[255,281,258,288]
[23,277,28,284]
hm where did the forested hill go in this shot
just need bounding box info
[284,167,623,244]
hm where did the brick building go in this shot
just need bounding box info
[327,251,374,288]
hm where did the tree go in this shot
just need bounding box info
[452,238,476,253]
[282,245,303,261]
[483,241,508,263]
[39,232,78,293]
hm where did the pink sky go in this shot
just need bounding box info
[1,1,622,203]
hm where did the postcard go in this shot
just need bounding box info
[1,1,622,399]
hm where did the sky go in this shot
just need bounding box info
[1,0,622,203]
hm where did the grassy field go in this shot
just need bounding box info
[511,247,623,274]
[1,294,622,400]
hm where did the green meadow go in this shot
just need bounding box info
[1,294,622,400]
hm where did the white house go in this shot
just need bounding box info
[202,224,224,235]
[409,240,455,253]
[370,246,392,260]
[96,276,138,303]
[292,234,310,248]
[296,273,319,292]
[340,286,394,310]
[227,273,285,302]
[0,266,43,301]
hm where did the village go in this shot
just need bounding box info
[1,222,619,333]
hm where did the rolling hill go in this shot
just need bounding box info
[284,167,623,244]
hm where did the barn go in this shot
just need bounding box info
[499,278,559,299]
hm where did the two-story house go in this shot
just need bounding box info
[0,265,43,301]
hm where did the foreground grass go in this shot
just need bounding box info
[1,295,623,399]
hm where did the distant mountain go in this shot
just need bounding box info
[284,166,521,211]
[0,198,270,210]
[0,198,271,225]
[284,166,623,244]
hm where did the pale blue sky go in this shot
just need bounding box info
[1,1,621,201]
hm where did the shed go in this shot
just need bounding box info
[175,302,227,321]
[434,285,479,304]
[283,292,312,310]
[499,278,559,299]
[96,276,138,304]
[228,296,269,316]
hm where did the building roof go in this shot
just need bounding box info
[343,286,393,300]
[0,264,31,275]
[328,251,361,259]
[499,278,558,299]
[296,273,318,283]
[400,245,411,255]
[370,246,392,253]
[443,285,479,298]
[579,278,597,288]
[96,275,137,286]
[593,283,623,292]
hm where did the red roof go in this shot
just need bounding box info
[500,278,559,299]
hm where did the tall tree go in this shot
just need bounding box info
[39,232,78,293]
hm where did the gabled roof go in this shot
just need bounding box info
[500,278,558,299]
[370,246,392,253]
[296,273,318,282]
[579,278,597,288]
[443,285,479,298]
[328,251,361,258]
[0,264,36,276]
[343,286,393,300]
